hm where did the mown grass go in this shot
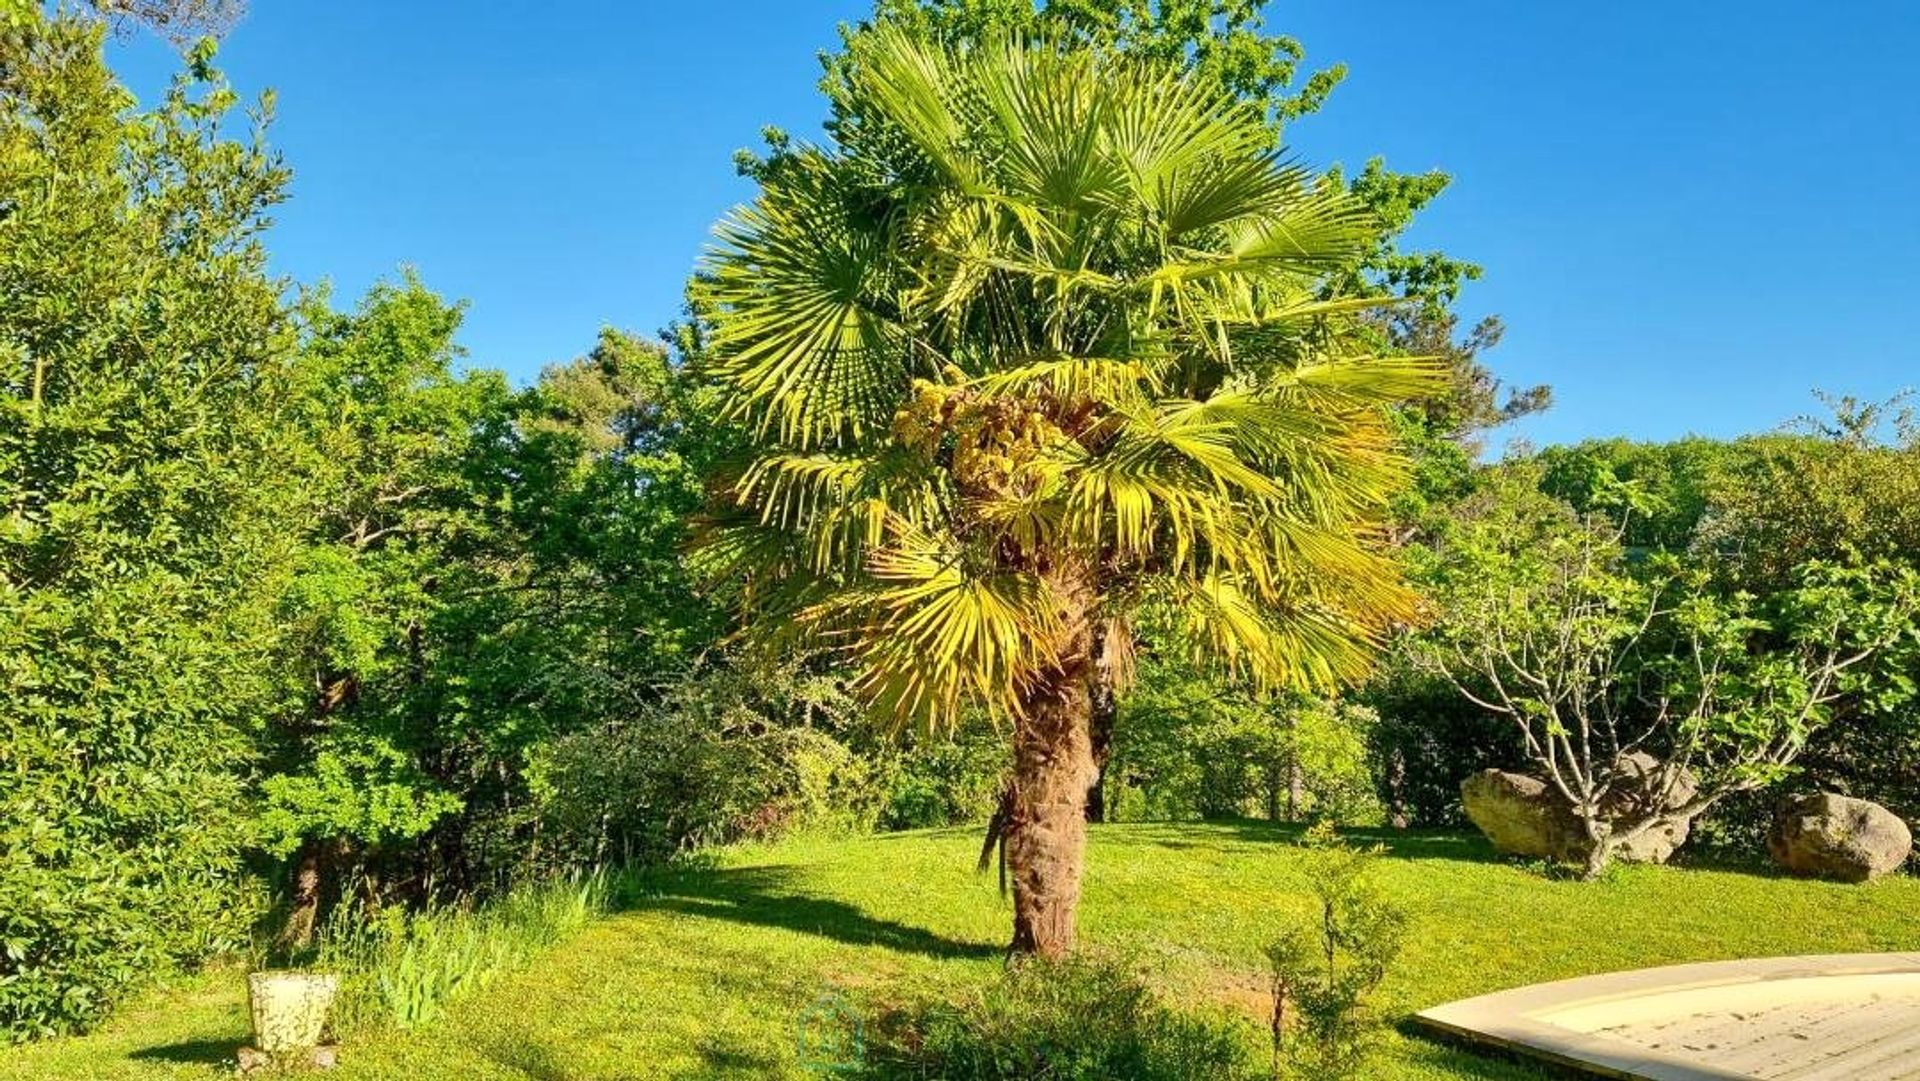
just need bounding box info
[4,822,1916,1080]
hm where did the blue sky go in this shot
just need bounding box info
[107,2,1920,449]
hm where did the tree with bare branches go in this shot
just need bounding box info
[85,0,244,44]
[1416,472,1920,876]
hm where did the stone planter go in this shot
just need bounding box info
[247,970,338,1054]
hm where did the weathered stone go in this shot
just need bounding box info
[1768,792,1913,883]
[1606,751,1699,813]
[1611,814,1692,864]
[1461,770,1587,860]
[1461,754,1699,866]
[1599,752,1697,864]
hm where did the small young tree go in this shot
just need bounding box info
[1418,475,1920,876]
[1266,823,1407,1080]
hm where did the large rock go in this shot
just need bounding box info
[1461,754,1699,865]
[1599,752,1696,864]
[1460,770,1586,861]
[1768,793,1913,883]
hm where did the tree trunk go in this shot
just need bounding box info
[1005,576,1097,959]
[1007,672,1095,957]
[1579,816,1614,880]
[1386,747,1409,829]
[1084,671,1115,823]
[1582,840,1613,880]
[1286,756,1304,822]
[277,839,325,951]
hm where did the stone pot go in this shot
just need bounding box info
[247,970,339,1053]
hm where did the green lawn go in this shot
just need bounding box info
[5,823,1917,1080]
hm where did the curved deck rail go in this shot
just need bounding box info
[1412,953,1920,1080]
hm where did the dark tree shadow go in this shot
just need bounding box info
[481,1031,648,1081]
[689,1034,785,1077]
[128,1038,239,1066]
[623,865,999,961]
[1113,820,1511,864]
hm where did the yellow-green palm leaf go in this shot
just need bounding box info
[698,28,1441,729]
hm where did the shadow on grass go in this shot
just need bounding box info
[127,1038,237,1066]
[1112,820,1510,864]
[622,865,1000,961]
[691,1034,786,1077]
[481,1032,648,1081]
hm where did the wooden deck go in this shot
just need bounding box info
[1413,954,1920,1081]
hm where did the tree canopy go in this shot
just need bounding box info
[696,25,1440,954]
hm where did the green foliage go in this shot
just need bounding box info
[825,0,1347,128]
[1531,436,1767,555]
[258,277,510,863]
[1264,824,1407,1080]
[1360,654,1519,827]
[529,658,876,870]
[1110,655,1380,824]
[317,873,607,1033]
[1718,419,1920,824]
[260,282,721,900]
[0,10,286,1036]
[868,955,1259,1081]
[1414,463,1920,872]
[876,727,1009,830]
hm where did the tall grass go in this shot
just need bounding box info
[316,873,608,1033]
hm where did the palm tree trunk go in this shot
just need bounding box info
[1006,577,1097,958]
[1007,670,1095,957]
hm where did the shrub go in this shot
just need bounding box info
[1362,658,1522,828]
[867,956,1258,1081]
[1109,657,1383,825]
[877,728,1008,831]
[1265,824,1408,1080]
[0,11,290,1038]
[529,659,875,870]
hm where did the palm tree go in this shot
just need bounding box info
[695,27,1436,958]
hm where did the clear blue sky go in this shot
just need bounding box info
[107,2,1920,449]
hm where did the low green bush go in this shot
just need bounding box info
[865,956,1259,1081]
[529,660,872,869]
[1110,660,1384,826]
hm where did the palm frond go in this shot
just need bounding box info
[701,155,916,448]
[801,518,1063,729]
[1269,353,1450,404]
[1164,573,1379,694]
[966,354,1160,408]
[699,28,1424,723]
